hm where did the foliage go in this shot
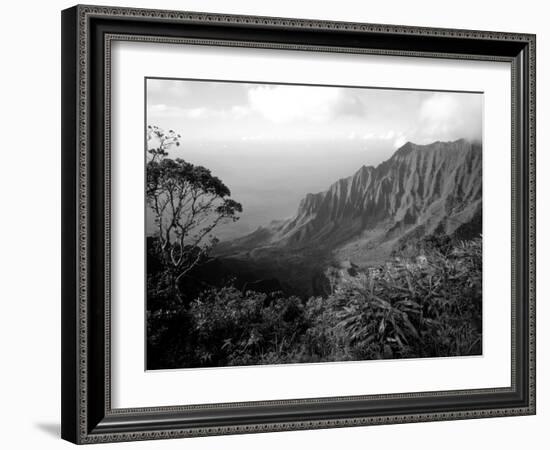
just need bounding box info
[146,125,242,289]
[146,125,180,162]
[147,237,482,369]
[327,237,482,360]
[145,125,482,369]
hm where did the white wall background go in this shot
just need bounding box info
[0,0,546,448]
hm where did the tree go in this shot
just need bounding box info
[146,125,242,285]
[147,125,180,162]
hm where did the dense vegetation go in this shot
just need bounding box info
[147,237,482,369]
[145,125,482,370]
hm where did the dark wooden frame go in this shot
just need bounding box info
[61,4,536,444]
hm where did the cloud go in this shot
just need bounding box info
[416,93,482,143]
[147,79,189,104]
[247,85,365,124]
[230,105,251,119]
[148,103,185,117]
[186,107,209,119]
[147,79,483,152]
[333,94,367,118]
[149,103,168,113]
[362,131,376,140]
[379,130,396,140]
[149,104,251,121]
[393,134,407,149]
[148,104,207,119]
[356,129,407,149]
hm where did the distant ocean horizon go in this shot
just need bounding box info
[146,138,397,242]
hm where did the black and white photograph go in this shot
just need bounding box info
[1,0,543,446]
[145,78,483,370]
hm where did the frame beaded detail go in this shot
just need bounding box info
[69,5,536,444]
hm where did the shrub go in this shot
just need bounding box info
[147,238,482,369]
[330,238,482,359]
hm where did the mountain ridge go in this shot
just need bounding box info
[217,139,481,264]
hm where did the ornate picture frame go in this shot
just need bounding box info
[61,5,536,444]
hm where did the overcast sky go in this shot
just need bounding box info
[146,78,483,241]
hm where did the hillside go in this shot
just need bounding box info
[217,139,481,267]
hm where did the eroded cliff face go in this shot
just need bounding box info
[274,139,479,245]
[218,139,482,267]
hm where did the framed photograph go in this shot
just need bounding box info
[61,5,536,444]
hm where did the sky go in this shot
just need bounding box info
[146,78,483,241]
